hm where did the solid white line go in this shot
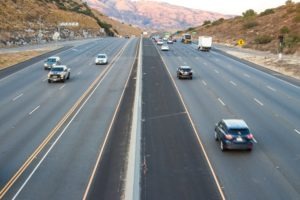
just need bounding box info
[295,129,300,134]
[59,85,65,90]
[214,69,219,74]
[218,98,226,106]
[28,105,40,115]
[202,80,207,86]
[230,81,237,86]
[267,85,276,92]
[124,36,142,200]
[13,39,132,200]
[157,45,226,200]
[254,98,264,106]
[12,93,23,101]
[243,73,250,78]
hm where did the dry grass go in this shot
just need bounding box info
[0,48,55,70]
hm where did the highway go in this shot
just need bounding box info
[157,39,300,199]
[0,37,139,199]
[0,36,299,200]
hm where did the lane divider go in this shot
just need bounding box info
[0,39,131,199]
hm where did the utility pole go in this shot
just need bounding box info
[278,35,284,60]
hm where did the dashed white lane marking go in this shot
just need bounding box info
[295,129,300,134]
[230,81,237,86]
[72,48,79,52]
[252,137,258,143]
[13,93,23,101]
[59,85,65,90]
[254,98,264,106]
[218,98,226,106]
[202,80,207,86]
[214,70,219,74]
[77,71,82,75]
[29,105,40,115]
[267,85,276,92]
[243,73,250,78]
[43,78,47,82]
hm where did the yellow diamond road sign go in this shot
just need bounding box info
[238,39,245,46]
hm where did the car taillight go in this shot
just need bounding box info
[225,134,233,140]
[247,134,253,139]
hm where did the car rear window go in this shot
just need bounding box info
[180,68,191,72]
[98,55,106,58]
[51,68,64,72]
[228,128,249,135]
[47,58,56,62]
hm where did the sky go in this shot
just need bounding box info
[152,0,300,15]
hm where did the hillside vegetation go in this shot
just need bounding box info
[191,2,300,54]
[0,0,141,47]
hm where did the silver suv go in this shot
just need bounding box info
[48,65,70,83]
[44,56,61,70]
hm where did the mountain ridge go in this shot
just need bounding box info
[86,0,232,31]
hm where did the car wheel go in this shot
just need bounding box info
[190,77,193,80]
[67,73,70,80]
[48,80,51,83]
[62,78,65,83]
[220,140,226,151]
[214,131,218,141]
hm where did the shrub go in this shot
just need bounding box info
[280,26,290,34]
[212,18,224,26]
[260,9,275,16]
[284,34,300,48]
[242,9,257,18]
[255,35,273,44]
[243,21,258,29]
[202,20,211,26]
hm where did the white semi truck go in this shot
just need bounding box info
[198,36,212,51]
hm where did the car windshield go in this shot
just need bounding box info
[228,128,250,135]
[98,55,106,58]
[180,68,191,72]
[185,35,191,39]
[47,58,56,62]
[51,68,64,72]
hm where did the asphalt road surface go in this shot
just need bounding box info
[156,39,300,200]
[0,37,139,199]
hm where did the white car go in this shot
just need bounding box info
[44,56,61,70]
[157,40,164,45]
[161,44,169,51]
[95,54,108,65]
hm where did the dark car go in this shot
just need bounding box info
[177,66,193,79]
[214,119,254,151]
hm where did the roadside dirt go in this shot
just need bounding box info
[222,47,300,80]
[0,47,58,70]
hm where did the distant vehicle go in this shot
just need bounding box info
[176,66,193,79]
[161,44,170,51]
[124,35,130,39]
[215,119,254,151]
[95,54,108,65]
[48,65,70,83]
[157,40,164,45]
[181,33,191,44]
[44,56,60,70]
[167,39,173,44]
[198,36,212,51]
[173,38,177,42]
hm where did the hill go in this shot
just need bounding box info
[0,0,141,47]
[86,0,231,31]
[189,2,300,54]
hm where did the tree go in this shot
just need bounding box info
[242,9,257,18]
